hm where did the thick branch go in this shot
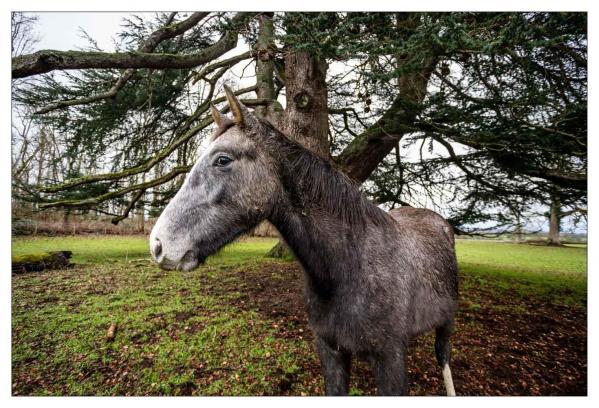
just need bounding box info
[516,167,587,191]
[39,166,191,209]
[560,207,587,217]
[334,97,407,182]
[34,12,209,114]
[191,50,254,84]
[12,12,255,78]
[335,57,438,183]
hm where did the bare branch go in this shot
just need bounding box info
[191,50,255,85]
[426,132,502,192]
[111,188,146,224]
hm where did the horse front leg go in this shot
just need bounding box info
[315,336,351,395]
[369,345,408,396]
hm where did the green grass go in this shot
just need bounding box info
[455,239,587,275]
[11,235,278,265]
[12,235,587,395]
[12,267,313,395]
[207,238,279,265]
[12,236,312,396]
[12,235,152,264]
[455,239,587,305]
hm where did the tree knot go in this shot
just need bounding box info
[293,91,312,110]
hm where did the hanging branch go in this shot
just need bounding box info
[39,165,192,209]
[111,188,146,225]
[36,93,269,209]
[39,85,260,194]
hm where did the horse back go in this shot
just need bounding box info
[387,207,454,246]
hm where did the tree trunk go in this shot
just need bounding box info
[280,52,329,156]
[36,127,46,184]
[135,174,145,233]
[251,13,283,246]
[515,213,523,243]
[548,194,562,246]
[267,46,329,258]
[254,13,283,125]
[62,209,70,232]
[12,251,72,274]
[135,205,145,233]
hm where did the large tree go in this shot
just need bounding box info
[12,12,587,238]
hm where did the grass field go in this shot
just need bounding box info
[11,235,276,266]
[11,235,587,396]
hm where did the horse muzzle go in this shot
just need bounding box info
[150,237,203,272]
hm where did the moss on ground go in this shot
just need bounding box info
[12,252,54,264]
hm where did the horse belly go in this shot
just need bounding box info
[305,288,408,353]
[407,284,457,338]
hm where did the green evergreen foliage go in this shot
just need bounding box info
[11,12,587,233]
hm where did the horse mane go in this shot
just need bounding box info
[257,120,391,228]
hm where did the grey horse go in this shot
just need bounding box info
[150,86,459,396]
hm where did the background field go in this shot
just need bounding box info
[12,236,587,395]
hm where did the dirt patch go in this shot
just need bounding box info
[209,262,587,396]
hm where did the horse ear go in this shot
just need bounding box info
[209,103,225,127]
[223,85,257,129]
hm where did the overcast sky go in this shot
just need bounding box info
[34,12,142,52]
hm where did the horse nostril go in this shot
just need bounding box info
[153,238,162,259]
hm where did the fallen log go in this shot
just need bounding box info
[11,251,73,274]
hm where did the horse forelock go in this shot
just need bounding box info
[210,120,236,142]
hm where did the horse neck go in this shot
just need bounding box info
[267,158,392,293]
[269,208,361,294]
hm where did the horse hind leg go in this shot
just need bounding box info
[435,322,456,396]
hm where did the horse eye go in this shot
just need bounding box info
[214,155,233,167]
